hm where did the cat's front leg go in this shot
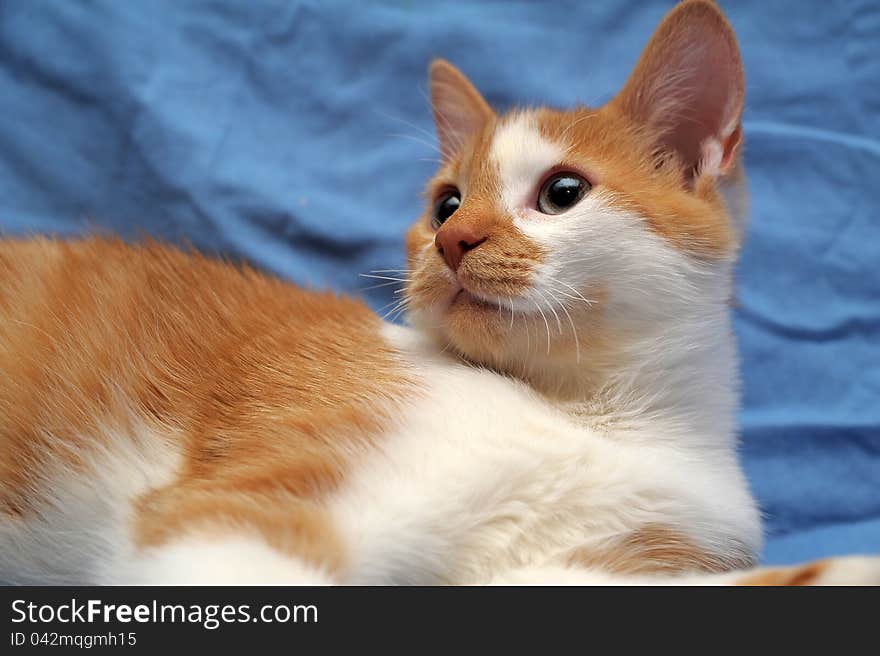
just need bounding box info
[489,556,880,586]
[727,556,880,586]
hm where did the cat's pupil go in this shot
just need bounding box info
[537,173,590,215]
[548,178,581,207]
[432,192,461,229]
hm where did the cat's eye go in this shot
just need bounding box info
[431,189,461,229]
[537,173,590,215]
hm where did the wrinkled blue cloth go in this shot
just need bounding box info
[0,0,877,565]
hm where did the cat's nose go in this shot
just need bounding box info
[435,224,488,272]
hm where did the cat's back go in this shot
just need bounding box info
[0,235,375,332]
[0,236,391,421]
[0,236,406,521]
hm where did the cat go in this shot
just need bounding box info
[0,0,877,585]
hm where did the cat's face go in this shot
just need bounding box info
[404,0,746,376]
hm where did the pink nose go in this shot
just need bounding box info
[434,224,488,272]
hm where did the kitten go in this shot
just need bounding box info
[0,0,876,585]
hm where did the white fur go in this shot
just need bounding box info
[326,115,762,584]
[328,323,759,584]
[0,111,765,587]
[12,114,875,586]
[0,421,182,585]
[0,421,333,585]
[492,113,564,214]
[493,556,880,585]
[116,536,334,585]
[485,114,744,451]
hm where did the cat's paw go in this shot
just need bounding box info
[736,555,880,586]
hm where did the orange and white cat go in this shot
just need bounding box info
[1,0,877,585]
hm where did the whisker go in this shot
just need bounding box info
[549,289,581,365]
[388,307,409,323]
[382,297,411,322]
[437,338,455,357]
[376,297,405,315]
[531,300,552,355]
[548,276,595,307]
[374,109,437,143]
[553,288,596,308]
[360,280,404,291]
[359,273,410,282]
[542,293,564,335]
[524,308,531,354]
[387,133,441,155]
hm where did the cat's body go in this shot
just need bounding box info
[0,237,756,584]
[0,235,756,585]
[1,1,877,585]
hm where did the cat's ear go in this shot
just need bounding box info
[429,60,494,160]
[613,0,744,182]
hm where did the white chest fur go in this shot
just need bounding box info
[328,324,761,584]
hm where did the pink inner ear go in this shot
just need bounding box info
[719,123,742,171]
[432,88,482,158]
[661,38,742,172]
[429,61,494,160]
[614,1,745,179]
[698,122,742,179]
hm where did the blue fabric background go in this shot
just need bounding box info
[0,0,877,565]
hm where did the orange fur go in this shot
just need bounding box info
[536,106,737,258]
[567,524,754,576]
[0,237,415,573]
[5,1,858,586]
[405,1,744,382]
[405,121,560,369]
[736,561,831,586]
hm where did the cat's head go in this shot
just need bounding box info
[404,0,746,379]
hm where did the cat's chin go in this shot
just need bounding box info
[439,288,520,365]
[437,283,600,376]
[450,288,502,312]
